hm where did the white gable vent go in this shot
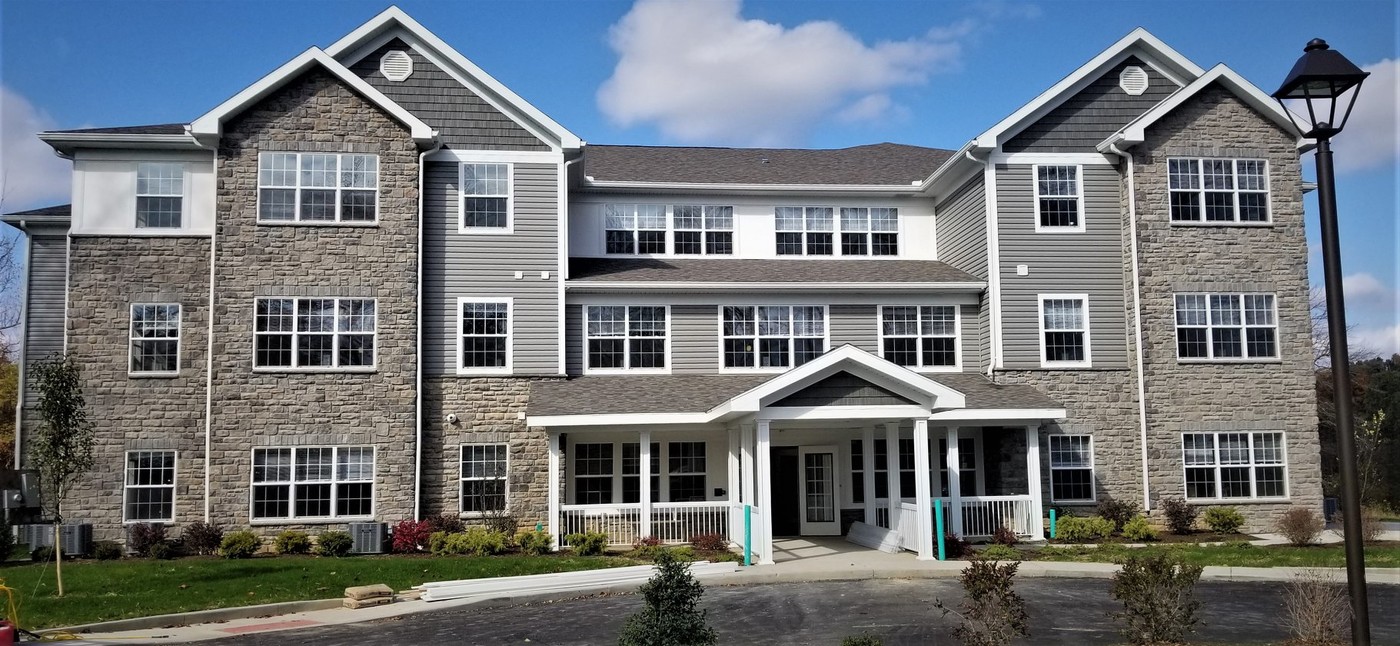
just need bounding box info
[380,50,413,82]
[1119,66,1149,96]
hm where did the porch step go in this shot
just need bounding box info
[416,560,740,602]
[846,521,902,554]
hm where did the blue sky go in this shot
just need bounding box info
[1,0,1396,355]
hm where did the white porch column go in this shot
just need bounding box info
[727,426,740,503]
[639,430,653,540]
[1025,425,1046,540]
[547,433,561,551]
[912,419,935,560]
[862,426,877,526]
[946,426,963,536]
[756,419,775,565]
[884,422,900,529]
[740,423,755,506]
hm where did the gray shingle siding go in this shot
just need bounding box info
[996,163,1129,369]
[424,161,561,376]
[933,175,988,279]
[20,233,66,406]
[1004,57,1179,153]
[349,39,550,151]
[772,372,917,407]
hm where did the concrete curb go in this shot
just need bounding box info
[58,599,343,635]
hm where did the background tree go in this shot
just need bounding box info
[30,354,95,597]
[0,352,16,469]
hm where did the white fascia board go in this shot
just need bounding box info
[972,27,1206,150]
[919,141,984,200]
[760,405,932,421]
[565,281,988,293]
[526,412,711,428]
[190,48,436,145]
[428,149,563,164]
[726,344,966,412]
[37,132,202,158]
[324,7,582,150]
[579,179,923,196]
[928,408,1067,422]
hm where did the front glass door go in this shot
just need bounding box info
[799,445,840,535]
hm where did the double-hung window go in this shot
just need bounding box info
[585,306,667,371]
[840,207,899,255]
[130,303,181,375]
[850,440,866,503]
[136,163,184,228]
[251,446,374,520]
[668,442,707,502]
[1048,436,1095,502]
[124,450,175,522]
[937,437,977,498]
[573,443,614,504]
[880,305,957,368]
[622,442,660,503]
[258,153,378,223]
[1039,295,1090,366]
[775,207,834,255]
[605,204,666,254]
[1182,432,1287,500]
[1034,165,1083,230]
[721,305,825,369]
[1175,293,1277,360]
[673,206,734,255]
[459,299,511,373]
[254,298,376,369]
[460,444,508,514]
[460,163,511,231]
[1168,158,1269,223]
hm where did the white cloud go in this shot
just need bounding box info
[1342,272,1397,310]
[0,86,70,210]
[1350,324,1400,359]
[1331,58,1398,173]
[597,0,1004,146]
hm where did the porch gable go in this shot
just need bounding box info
[771,371,919,408]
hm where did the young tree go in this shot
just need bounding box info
[618,550,717,646]
[29,354,95,597]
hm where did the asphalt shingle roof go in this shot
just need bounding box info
[45,123,188,135]
[2,204,71,218]
[580,143,954,186]
[569,258,981,284]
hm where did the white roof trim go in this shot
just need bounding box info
[38,132,203,157]
[325,7,581,150]
[580,179,924,195]
[929,408,1067,421]
[972,27,1206,151]
[1099,64,1308,151]
[190,48,435,145]
[566,281,987,293]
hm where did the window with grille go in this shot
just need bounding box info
[840,207,899,255]
[251,446,374,519]
[125,450,175,522]
[880,305,957,368]
[1174,293,1278,360]
[585,305,667,371]
[673,205,734,255]
[604,204,666,254]
[1034,165,1082,230]
[460,444,508,514]
[1049,435,1094,502]
[1040,295,1090,366]
[254,298,376,369]
[775,207,834,255]
[937,437,977,497]
[850,440,866,504]
[622,442,660,503]
[459,299,510,373]
[1182,432,1287,500]
[1168,158,1270,223]
[130,303,180,375]
[459,162,511,230]
[573,443,614,504]
[258,153,378,223]
[721,305,825,369]
[136,163,183,228]
[668,442,707,502]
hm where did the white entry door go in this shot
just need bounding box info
[799,445,840,535]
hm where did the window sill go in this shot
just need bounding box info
[457,227,515,235]
[122,518,176,525]
[718,367,790,375]
[582,368,672,376]
[1038,363,1094,370]
[1033,227,1086,234]
[457,369,514,377]
[257,221,380,227]
[1176,358,1282,365]
[249,517,376,526]
[1183,497,1290,505]
[908,366,964,374]
[1169,221,1274,228]
[128,372,180,379]
[252,367,379,374]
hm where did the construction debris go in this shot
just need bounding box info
[344,584,395,609]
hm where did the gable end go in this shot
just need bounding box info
[1005,56,1179,153]
[772,371,920,408]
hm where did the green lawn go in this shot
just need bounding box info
[0,554,635,631]
[1028,542,1400,568]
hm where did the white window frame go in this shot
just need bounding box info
[123,450,177,523]
[256,152,380,224]
[1167,158,1271,225]
[457,297,512,375]
[253,297,378,372]
[672,205,735,256]
[1048,435,1096,503]
[717,305,829,373]
[458,162,514,233]
[1038,294,1092,368]
[571,442,616,504]
[1032,164,1085,233]
[583,305,670,374]
[135,162,186,229]
[775,206,835,256]
[603,203,668,255]
[666,441,708,502]
[877,305,960,371]
[129,303,181,377]
[249,446,376,522]
[1180,431,1289,502]
[459,443,509,516]
[838,207,900,255]
[1173,293,1279,362]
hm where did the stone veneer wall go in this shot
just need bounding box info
[207,69,419,534]
[61,238,211,541]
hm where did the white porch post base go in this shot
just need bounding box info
[639,430,653,540]
[912,419,935,560]
[946,426,963,537]
[1025,425,1046,540]
[547,433,561,551]
[756,419,775,565]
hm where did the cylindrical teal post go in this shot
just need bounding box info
[935,502,946,561]
[1049,508,1057,539]
[744,505,752,567]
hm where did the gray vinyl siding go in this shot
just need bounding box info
[350,38,550,151]
[960,303,983,372]
[565,304,582,375]
[424,161,560,375]
[21,233,67,406]
[996,164,1128,369]
[1004,57,1180,153]
[933,175,988,278]
[976,299,991,372]
[671,305,715,374]
[829,305,877,353]
[772,373,917,407]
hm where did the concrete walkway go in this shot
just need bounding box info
[55,536,1400,644]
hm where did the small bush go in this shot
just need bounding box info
[1110,552,1203,645]
[990,524,1018,546]
[182,521,224,556]
[128,523,167,557]
[30,546,53,563]
[1276,507,1325,546]
[1096,498,1140,533]
[1201,507,1245,534]
[1283,570,1350,645]
[148,541,180,560]
[943,533,971,559]
[1160,497,1197,535]
[316,530,354,557]
[391,519,432,553]
[93,541,123,561]
[617,550,717,646]
[429,528,508,557]
[1056,516,1115,542]
[1337,506,1384,543]
[1120,516,1157,542]
[689,533,728,552]
[483,513,518,538]
[425,513,465,535]
[936,558,1029,646]
[565,531,609,556]
[841,636,883,646]
[274,530,312,555]
[636,536,663,547]
[516,529,554,556]
[978,544,1021,561]
[220,531,262,559]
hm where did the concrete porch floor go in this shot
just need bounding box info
[771,536,925,567]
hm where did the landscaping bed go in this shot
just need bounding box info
[977,542,1400,568]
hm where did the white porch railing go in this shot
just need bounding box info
[960,495,1036,538]
[560,502,731,546]
[892,502,921,553]
[652,502,730,543]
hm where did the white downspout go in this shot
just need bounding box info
[967,148,1000,377]
[11,226,33,470]
[415,138,443,521]
[1109,142,1152,512]
[193,142,218,523]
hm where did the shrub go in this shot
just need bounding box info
[274,530,312,555]
[1055,516,1115,542]
[990,525,1017,546]
[316,530,354,557]
[1096,498,1140,533]
[429,528,508,557]
[0,516,13,561]
[390,519,432,553]
[841,636,883,646]
[565,531,609,556]
[483,513,518,538]
[30,546,53,563]
[636,536,663,547]
[182,521,224,556]
[220,531,262,559]
[516,529,554,556]
[1283,570,1350,645]
[978,544,1021,562]
[1337,506,1384,543]
[689,533,728,552]
[618,550,717,646]
[93,541,123,561]
[425,513,465,535]
[1120,516,1157,542]
[1276,507,1325,546]
[1110,552,1203,645]
[1160,497,1198,535]
[148,541,180,560]
[128,522,167,557]
[936,558,1029,646]
[1201,507,1246,534]
[942,533,971,559]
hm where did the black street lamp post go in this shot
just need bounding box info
[1272,38,1372,646]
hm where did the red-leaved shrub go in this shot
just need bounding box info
[392,519,433,553]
